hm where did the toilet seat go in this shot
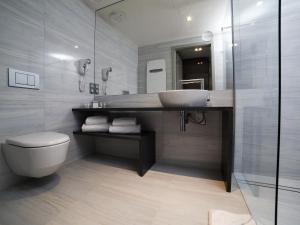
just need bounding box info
[6,132,70,148]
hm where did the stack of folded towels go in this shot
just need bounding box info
[109,117,141,134]
[82,116,109,132]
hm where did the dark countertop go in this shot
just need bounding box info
[72,106,233,112]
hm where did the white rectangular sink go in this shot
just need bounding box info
[158,90,209,107]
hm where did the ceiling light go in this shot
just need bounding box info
[74,45,79,49]
[194,48,203,52]
[186,16,192,22]
[256,1,263,7]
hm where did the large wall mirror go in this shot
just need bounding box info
[94,0,233,96]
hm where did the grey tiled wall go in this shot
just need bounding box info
[138,42,173,93]
[278,0,300,224]
[0,0,95,190]
[138,34,230,94]
[95,110,222,170]
[94,15,138,96]
[94,91,233,170]
[138,37,211,94]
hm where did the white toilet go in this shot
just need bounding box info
[3,132,70,178]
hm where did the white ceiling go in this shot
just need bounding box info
[92,0,231,46]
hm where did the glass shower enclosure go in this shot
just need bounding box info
[232,0,300,224]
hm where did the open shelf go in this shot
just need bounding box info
[73,130,155,140]
[73,130,156,177]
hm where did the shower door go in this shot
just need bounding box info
[232,0,280,224]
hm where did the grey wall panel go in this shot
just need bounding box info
[94,16,138,96]
[280,0,300,183]
[94,94,223,170]
[0,0,95,190]
[278,0,300,224]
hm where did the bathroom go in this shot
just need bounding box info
[0,0,299,225]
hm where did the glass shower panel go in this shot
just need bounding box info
[278,0,300,224]
[232,0,280,224]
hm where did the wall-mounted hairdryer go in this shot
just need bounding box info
[78,58,91,92]
[101,67,112,96]
[101,67,112,82]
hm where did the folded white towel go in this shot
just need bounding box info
[112,117,137,126]
[85,116,108,125]
[109,124,141,134]
[208,210,256,225]
[82,124,109,132]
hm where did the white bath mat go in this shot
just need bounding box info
[209,210,257,225]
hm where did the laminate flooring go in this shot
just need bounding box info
[0,154,249,225]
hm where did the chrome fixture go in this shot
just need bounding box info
[78,58,91,92]
[179,110,207,132]
[101,67,112,95]
[101,67,112,82]
[180,111,188,132]
[180,78,205,90]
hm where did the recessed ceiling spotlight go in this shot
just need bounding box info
[186,16,192,22]
[74,45,79,49]
[256,1,263,7]
[195,47,203,52]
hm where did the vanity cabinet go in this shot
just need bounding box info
[72,106,233,192]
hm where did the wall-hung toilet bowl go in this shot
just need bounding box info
[3,132,70,178]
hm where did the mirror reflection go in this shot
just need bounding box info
[94,0,233,96]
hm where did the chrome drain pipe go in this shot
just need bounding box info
[180,111,187,132]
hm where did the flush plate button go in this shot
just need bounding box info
[15,72,28,85]
[8,68,39,90]
[27,75,35,86]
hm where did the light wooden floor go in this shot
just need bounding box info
[0,155,249,225]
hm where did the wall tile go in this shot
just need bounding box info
[0,0,94,190]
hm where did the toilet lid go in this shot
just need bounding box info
[6,132,70,148]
